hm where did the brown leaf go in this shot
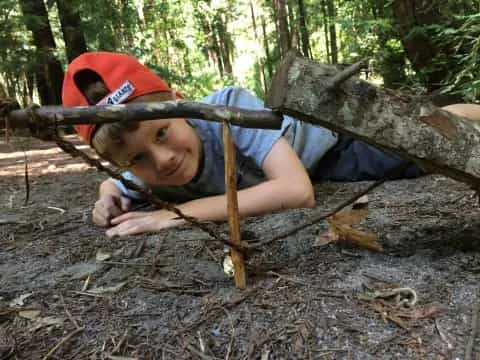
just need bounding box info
[313,229,339,247]
[352,195,369,209]
[397,303,447,320]
[329,209,369,226]
[327,209,383,252]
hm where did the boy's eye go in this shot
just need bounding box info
[130,153,146,165]
[155,127,168,142]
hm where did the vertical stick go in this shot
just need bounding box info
[222,122,247,289]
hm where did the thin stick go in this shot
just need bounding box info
[42,326,84,360]
[253,162,410,249]
[465,296,480,360]
[327,59,367,89]
[51,133,245,252]
[223,123,247,289]
[8,101,282,130]
[60,295,81,330]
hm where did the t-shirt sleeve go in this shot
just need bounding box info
[114,171,147,201]
[203,86,291,168]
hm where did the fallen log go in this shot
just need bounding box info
[266,51,480,188]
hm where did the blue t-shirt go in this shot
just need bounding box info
[115,86,338,202]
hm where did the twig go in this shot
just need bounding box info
[185,343,219,360]
[465,295,480,360]
[223,122,247,289]
[8,100,283,130]
[98,260,165,267]
[41,326,84,360]
[111,329,128,354]
[327,59,367,90]
[51,133,247,252]
[221,306,235,360]
[71,291,105,298]
[252,162,410,249]
[23,150,29,206]
[60,295,81,330]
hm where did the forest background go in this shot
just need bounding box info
[1,0,479,108]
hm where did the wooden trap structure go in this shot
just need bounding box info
[4,51,480,289]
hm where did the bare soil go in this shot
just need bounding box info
[1,135,480,359]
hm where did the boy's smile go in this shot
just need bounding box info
[118,118,202,186]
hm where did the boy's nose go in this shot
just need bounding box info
[152,147,176,173]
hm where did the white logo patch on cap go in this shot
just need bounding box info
[96,80,135,105]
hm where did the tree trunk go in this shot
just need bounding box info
[217,15,233,76]
[249,0,267,94]
[261,15,273,80]
[287,0,298,49]
[266,53,480,187]
[392,0,450,90]
[297,0,311,58]
[18,0,64,105]
[321,0,331,63]
[326,0,337,64]
[273,0,291,56]
[55,0,88,62]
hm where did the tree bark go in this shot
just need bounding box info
[55,0,88,62]
[266,52,480,187]
[297,0,311,58]
[249,0,267,94]
[321,0,330,63]
[273,0,291,56]
[217,15,233,76]
[326,0,337,64]
[8,101,283,131]
[261,16,273,80]
[18,0,64,105]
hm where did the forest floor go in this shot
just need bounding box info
[1,134,480,360]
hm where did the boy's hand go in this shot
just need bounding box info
[105,210,181,237]
[92,194,132,227]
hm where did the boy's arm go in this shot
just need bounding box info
[106,138,315,237]
[442,104,480,122]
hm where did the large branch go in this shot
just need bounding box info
[7,100,283,130]
[266,52,480,187]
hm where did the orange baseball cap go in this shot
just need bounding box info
[62,51,181,144]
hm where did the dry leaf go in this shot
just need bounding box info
[87,282,126,294]
[29,316,64,332]
[398,303,447,319]
[18,310,41,320]
[352,195,369,209]
[329,209,369,226]
[313,229,338,247]
[223,255,234,277]
[105,356,139,360]
[317,209,383,252]
[9,293,33,307]
[96,250,112,262]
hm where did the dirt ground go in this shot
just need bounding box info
[1,134,480,360]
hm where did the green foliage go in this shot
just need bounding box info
[430,14,480,101]
[0,0,36,101]
[1,0,479,103]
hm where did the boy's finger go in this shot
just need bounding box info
[106,221,141,237]
[92,208,109,227]
[110,212,144,225]
[120,196,132,212]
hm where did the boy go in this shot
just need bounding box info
[62,52,477,238]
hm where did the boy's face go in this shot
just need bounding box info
[119,117,202,186]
